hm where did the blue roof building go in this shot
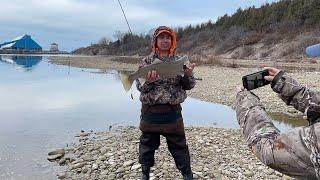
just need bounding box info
[0,35,42,51]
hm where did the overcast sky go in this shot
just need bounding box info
[0,0,278,52]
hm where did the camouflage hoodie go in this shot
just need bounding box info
[235,71,320,179]
[136,26,196,105]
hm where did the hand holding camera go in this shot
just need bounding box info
[236,67,280,93]
[263,67,280,82]
[242,69,270,90]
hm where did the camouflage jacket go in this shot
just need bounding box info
[136,54,196,105]
[235,71,320,179]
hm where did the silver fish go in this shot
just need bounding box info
[120,56,189,91]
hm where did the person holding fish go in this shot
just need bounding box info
[135,26,195,180]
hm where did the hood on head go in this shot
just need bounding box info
[152,26,177,57]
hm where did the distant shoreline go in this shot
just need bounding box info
[49,55,320,116]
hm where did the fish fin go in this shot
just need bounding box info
[120,74,132,91]
[138,78,146,85]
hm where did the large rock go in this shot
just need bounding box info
[48,149,65,156]
[131,164,141,171]
[123,160,135,167]
[71,162,85,169]
[57,172,66,179]
[75,132,90,137]
[48,154,64,161]
[92,163,98,170]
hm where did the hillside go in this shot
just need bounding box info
[73,0,320,61]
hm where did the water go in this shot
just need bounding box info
[0,55,307,179]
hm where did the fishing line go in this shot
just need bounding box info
[117,0,136,99]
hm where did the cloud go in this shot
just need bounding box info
[0,0,278,51]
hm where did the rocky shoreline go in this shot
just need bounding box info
[48,127,292,180]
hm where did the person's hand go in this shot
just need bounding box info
[146,70,159,83]
[184,61,196,77]
[235,85,245,95]
[264,67,280,81]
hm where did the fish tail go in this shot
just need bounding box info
[120,74,132,91]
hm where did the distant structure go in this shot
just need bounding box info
[50,43,59,52]
[0,34,42,51]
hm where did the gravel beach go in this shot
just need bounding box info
[48,127,292,180]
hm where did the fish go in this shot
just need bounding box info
[120,55,189,91]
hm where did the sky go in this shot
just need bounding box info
[0,0,278,52]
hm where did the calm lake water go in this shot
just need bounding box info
[0,55,307,179]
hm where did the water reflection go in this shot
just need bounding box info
[270,112,308,128]
[0,55,42,70]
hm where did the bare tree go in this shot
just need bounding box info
[98,37,109,45]
[113,30,125,41]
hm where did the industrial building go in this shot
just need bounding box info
[0,35,42,51]
[50,43,59,52]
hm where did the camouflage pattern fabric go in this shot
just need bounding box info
[136,54,196,105]
[235,72,320,179]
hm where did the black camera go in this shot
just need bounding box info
[242,69,270,90]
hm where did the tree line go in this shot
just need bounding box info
[73,0,320,56]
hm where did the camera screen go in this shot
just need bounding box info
[242,69,270,90]
[246,74,264,90]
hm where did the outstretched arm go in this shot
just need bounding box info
[265,67,320,125]
[235,89,319,179]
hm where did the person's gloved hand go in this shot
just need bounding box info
[264,67,280,81]
[235,85,245,95]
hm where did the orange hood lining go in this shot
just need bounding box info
[152,27,177,57]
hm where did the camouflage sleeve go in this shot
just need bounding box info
[136,80,154,93]
[235,90,320,179]
[235,90,280,148]
[136,57,153,93]
[180,75,196,90]
[272,71,320,124]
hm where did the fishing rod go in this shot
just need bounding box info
[117,0,133,35]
